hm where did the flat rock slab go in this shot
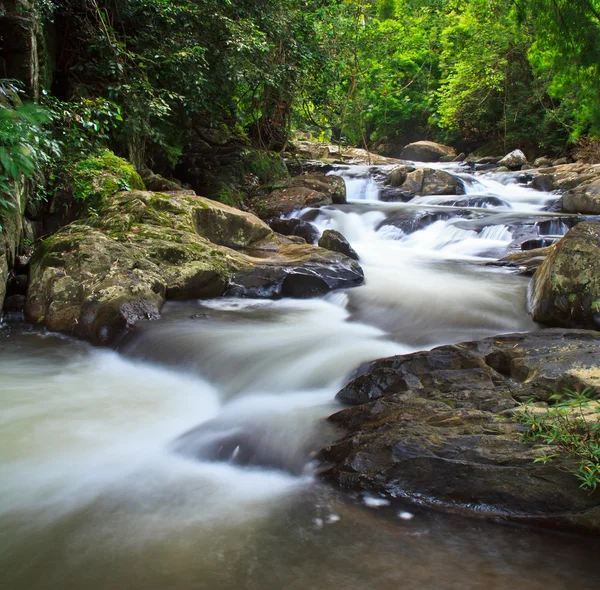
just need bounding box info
[319,329,600,534]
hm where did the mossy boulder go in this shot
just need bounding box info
[528,221,600,329]
[27,190,363,343]
[70,150,145,203]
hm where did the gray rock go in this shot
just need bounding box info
[561,177,600,214]
[529,221,600,328]
[498,149,528,170]
[400,168,463,197]
[533,157,553,168]
[400,141,456,162]
[319,329,600,534]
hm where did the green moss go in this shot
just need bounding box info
[69,150,145,204]
[242,149,289,184]
[215,182,244,208]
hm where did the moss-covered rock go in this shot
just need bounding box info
[528,221,600,328]
[70,150,145,203]
[27,189,364,343]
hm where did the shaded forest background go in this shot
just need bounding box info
[1,0,600,213]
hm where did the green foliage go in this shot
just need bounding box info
[242,150,289,184]
[519,388,600,492]
[68,150,145,205]
[522,0,600,138]
[0,81,60,231]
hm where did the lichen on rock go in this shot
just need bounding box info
[27,188,363,343]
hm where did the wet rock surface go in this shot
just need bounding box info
[319,329,600,534]
[26,190,363,343]
[318,229,359,260]
[529,221,600,329]
[252,173,347,218]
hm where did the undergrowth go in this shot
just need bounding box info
[519,388,600,492]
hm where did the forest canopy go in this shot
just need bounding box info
[2,0,600,172]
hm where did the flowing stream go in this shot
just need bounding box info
[1,162,599,589]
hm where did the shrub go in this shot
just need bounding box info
[519,388,600,492]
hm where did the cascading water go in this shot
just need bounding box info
[1,161,598,590]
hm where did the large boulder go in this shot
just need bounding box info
[318,229,359,260]
[319,329,600,534]
[252,173,346,218]
[528,221,600,328]
[386,165,416,187]
[399,168,463,197]
[561,177,600,214]
[26,190,363,344]
[400,141,456,162]
[498,149,528,170]
[529,163,600,193]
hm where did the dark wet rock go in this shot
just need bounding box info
[378,187,413,202]
[435,196,508,209]
[376,210,466,234]
[319,329,600,534]
[6,274,28,296]
[4,294,26,312]
[266,218,320,244]
[516,172,534,184]
[553,158,568,166]
[520,237,557,250]
[318,229,359,260]
[227,244,364,299]
[494,246,552,276]
[400,141,456,162]
[521,164,535,171]
[285,158,334,176]
[252,173,346,218]
[529,221,600,329]
[498,150,528,170]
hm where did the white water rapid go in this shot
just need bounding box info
[1,162,598,590]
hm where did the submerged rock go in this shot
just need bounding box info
[529,221,600,329]
[319,329,600,534]
[26,190,363,344]
[400,141,456,162]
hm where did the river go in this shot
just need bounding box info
[1,161,599,589]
